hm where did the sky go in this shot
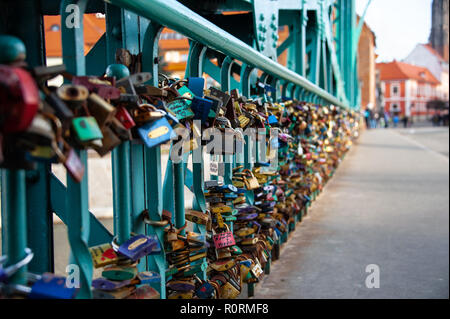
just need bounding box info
[355,0,433,62]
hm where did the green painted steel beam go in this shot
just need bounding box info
[61,0,93,299]
[104,0,350,108]
[1,170,28,285]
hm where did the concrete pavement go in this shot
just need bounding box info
[254,127,449,299]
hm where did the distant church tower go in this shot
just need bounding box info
[429,0,449,62]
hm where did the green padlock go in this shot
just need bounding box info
[102,264,138,281]
[223,215,237,222]
[71,116,103,143]
[230,245,242,255]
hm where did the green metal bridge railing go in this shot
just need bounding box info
[0,0,364,298]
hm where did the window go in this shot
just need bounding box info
[391,83,400,97]
[50,24,60,32]
[391,103,399,113]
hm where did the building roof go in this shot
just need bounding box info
[423,43,446,63]
[376,60,440,84]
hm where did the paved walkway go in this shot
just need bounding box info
[254,128,449,299]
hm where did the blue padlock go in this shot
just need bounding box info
[92,277,131,291]
[137,117,175,149]
[187,77,205,97]
[267,114,278,125]
[224,193,238,199]
[264,84,276,93]
[117,234,161,261]
[137,271,161,284]
[191,96,213,126]
[196,281,215,299]
[28,273,78,299]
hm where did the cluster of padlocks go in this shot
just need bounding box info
[0,36,359,299]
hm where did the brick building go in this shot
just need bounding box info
[357,16,376,111]
[377,60,440,119]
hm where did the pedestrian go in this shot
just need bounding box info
[402,115,408,128]
[364,109,370,129]
[383,111,390,128]
[373,113,380,128]
[393,114,399,128]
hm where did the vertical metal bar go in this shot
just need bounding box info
[240,64,254,98]
[1,170,28,285]
[112,144,132,244]
[141,22,166,296]
[321,40,328,92]
[187,42,208,280]
[173,159,185,233]
[60,0,92,299]
[26,166,54,274]
[220,56,234,185]
[107,6,140,246]
[300,2,308,77]
[308,16,321,85]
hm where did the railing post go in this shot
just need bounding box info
[60,0,92,299]
[1,170,28,285]
[141,21,167,297]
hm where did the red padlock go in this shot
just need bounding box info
[0,65,39,133]
[115,106,135,130]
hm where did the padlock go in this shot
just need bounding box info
[187,77,205,97]
[196,281,215,299]
[115,106,136,129]
[87,93,116,128]
[4,273,78,299]
[209,259,235,272]
[126,284,160,299]
[56,84,89,109]
[166,279,196,292]
[91,277,131,291]
[242,169,260,190]
[212,226,235,250]
[136,85,168,97]
[72,76,121,100]
[92,126,121,157]
[137,116,174,148]
[93,286,135,299]
[190,96,213,126]
[133,104,165,124]
[0,65,39,133]
[185,210,210,225]
[89,243,120,268]
[166,97,195,121]
[136,271,161,285]
[110,117,132,141]
[71,116,103,144]
[44,92,74,125]
[117,234,161,261]
[168,291,194,299]
[220,280,240,299]
[102,264,138,281]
